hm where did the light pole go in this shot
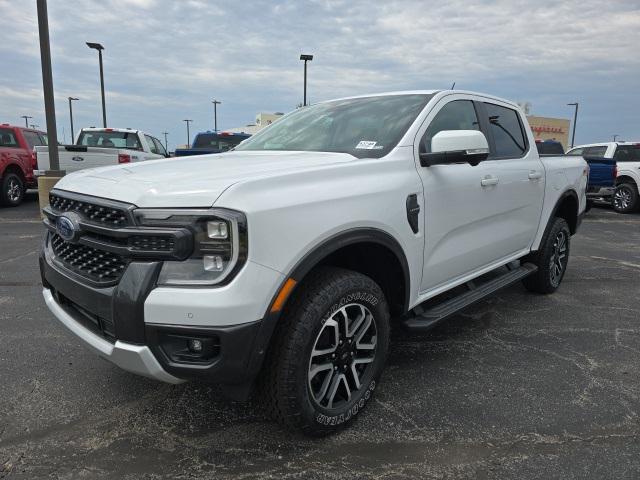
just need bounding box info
[212,99,221,132]
[68,97,79,142]
[183,119,193,146]
[21,115,32,128]
[300,54,313,106]
[567,102,579,148]
[613,134,619,142]
[36,0,60,173]
[86,42,106,127]
[162,131,169,151]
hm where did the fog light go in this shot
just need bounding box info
[203,255,224,272]
[188,339,203,353]
[207,221,228,239]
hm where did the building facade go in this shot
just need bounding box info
[526,115,571,149]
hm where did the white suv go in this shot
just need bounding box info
[567,142,640,213]
[40,90,588,435]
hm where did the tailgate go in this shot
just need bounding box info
[584,156,616,187]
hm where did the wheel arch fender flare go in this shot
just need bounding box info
[242,228,411,387]
[533,189,579,251]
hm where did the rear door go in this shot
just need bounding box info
[478,101,545,255]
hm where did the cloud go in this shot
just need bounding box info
[0,0,638,148]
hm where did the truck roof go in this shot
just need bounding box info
[79,127,143,134]
[570,141,640,149]
[317,90,523,110]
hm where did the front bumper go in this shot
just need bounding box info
[43,287,183,384]
[40,236,278,388]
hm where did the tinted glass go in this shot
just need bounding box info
[77,130,142,150]
[536,141,565,155]
[236,94,433,159]
[23,130,46,149]
[422,100,480,152]
[613,145,640,162]
[145,135,159,154]
[0,128,19,147]
[194,134,247,151]
[583,146,607,157]
[152,137,167,156]
[484,103,527,157]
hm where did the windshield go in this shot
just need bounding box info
[193,133,248,151]
[77,130,142,150]
[235,94,432,159]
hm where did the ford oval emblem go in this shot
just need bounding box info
[71,156,84,162]
[55,215,77,241]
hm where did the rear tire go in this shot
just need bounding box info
[613,183,639,213]
[0,173,25,207]
[522,217,571,294]
[262,267,390,436]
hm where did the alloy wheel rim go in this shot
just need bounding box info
[549,230,567,287]
[7,179,21,202]
[614,187,631,210]
[308,303,377,410]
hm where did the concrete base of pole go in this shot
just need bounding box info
[37,172,64,218]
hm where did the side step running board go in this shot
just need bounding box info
[404,263,538,330]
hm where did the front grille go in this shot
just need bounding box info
[49,193,129,227]
[129,235,176,252]
[51,233,128,283]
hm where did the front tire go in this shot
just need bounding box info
[523,217,571,294]
[613,183,639,213]
[0,173,25,207]
[263,267,390,435]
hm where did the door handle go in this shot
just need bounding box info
[528,170,543,180]
[481,176,499,187]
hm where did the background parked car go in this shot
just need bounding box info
[174,131,250,157]
[35,128,169,176]
[0,123,47,206]
[568,142,640,213]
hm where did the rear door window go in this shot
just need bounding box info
[613,145,640,162]
[0,128,19,148]
[483,103,528,158]
[566,147,584,156]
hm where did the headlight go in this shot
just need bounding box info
[134,208,247,286]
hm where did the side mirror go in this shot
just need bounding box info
[420,130,489,167]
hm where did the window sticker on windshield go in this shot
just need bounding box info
[356,140,382,150]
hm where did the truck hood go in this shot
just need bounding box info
[53,151,355,207]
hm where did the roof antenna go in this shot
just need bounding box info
[451,82,456,90]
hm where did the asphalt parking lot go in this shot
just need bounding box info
[1,193,639,479]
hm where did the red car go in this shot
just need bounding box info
[0,124,47,206]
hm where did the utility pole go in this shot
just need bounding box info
[613,134,619,142]
[162,131,169,151]
[68,97,79,142]
[183,119,193,147]
[212,99,221,132]
[21,115,32,128]
[299,54,313,106]
[567,102,579,148]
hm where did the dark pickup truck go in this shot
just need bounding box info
[174,131,250,157]
[583,156,617,206]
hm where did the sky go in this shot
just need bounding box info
[0,0,639,151]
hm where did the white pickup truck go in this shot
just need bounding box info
[40,90,588,435]
[35,128,168,175]
[567,142,640,213]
